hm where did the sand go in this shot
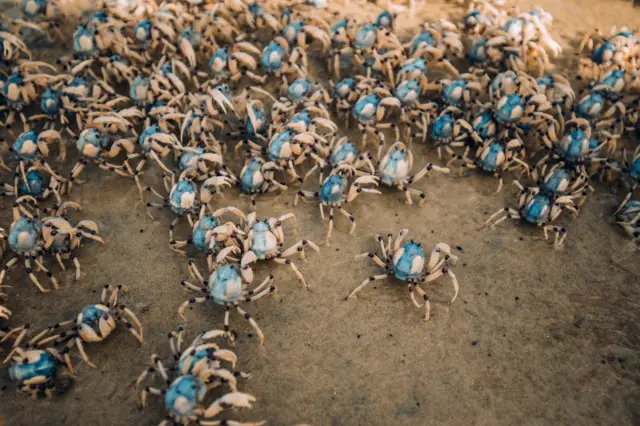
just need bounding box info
[1,0,640,425]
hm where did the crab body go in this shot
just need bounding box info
[73,27,96,56]
[523,195,551,225]
[210,264,245,304]
[261,41,286,72]
[354,24,376,50]
[129,76,150,105]
[430,112,455,141]
[540,167,571,196]
[495,94,524,124]
[192,216,222,251]
[8,350,56,384]
[40,89,60,115]
[330,139,358,166]
[288,77,312,102]
[379,149,410,186]
[472,112,497,140]
[395,80,420,106]
[576,92,604,119]
[353,94,379,122]
[320,174,347,204]
[392,242,425,281]
[559,129,590,164]
[267,130,294,162]
[249,221,279,260]
[77,129,108,159]
[13,131,41,162]
[164,376,206,419]
[169,180,198,215]
[18,171,46,197]
[477,142,504,173]
[8,218,42,253]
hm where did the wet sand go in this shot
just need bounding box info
[1,1,640,425]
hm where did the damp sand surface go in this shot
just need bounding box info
[1,1,640,425]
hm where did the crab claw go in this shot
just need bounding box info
[204,392,259,418]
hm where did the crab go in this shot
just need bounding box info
[613,145,640,216]
[1,325,73,399]
[241,126,328,184]
[0,167,63,204]
[7,129,66,190]
[315,135,375,181]
[238,157,288,208]
[347,229,460,321]
[260,36,308,88]
[0,198,60,292]
[68,128,135,191]
[146,170,235,241]
[179,247,276,345]
[238,210,319,287]
[1,62,57,129]
[135,328,251,412]
[169,206,246,271]
[429,106,476,160]
[459,137,529,193]
[39,201,104,280]
[377,141,451,203]
[28,284,143,369]
[205,42,265,85]
[432,73,485,108]
[0,29,32,63]
[330,21,403,78]
[136,336,262,426]
[485,180,579,248]
[295,164,380,245]
[615,199,640,244]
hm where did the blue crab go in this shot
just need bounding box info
[260,36,308,88]
[460,137,528,193]
[169,206,246,271]
[136,327,258,425]
[485,180,579,248]
[29,284,142,369]
[295,164,380,245]
[347,229,460,321]
[146,170,235,245]
[239,210,319,288]
[429,106,476,159]
[39,201,104,281]
[377,141,450,204]
[615,199,640,244]
[179,247,276,345]
[1,324,72,399]
[613,145,640,217]
[68,128,134,191]
[8,129,66,188]
[238,157,288,208]
[206,42,265,85]
[0,198,60,292]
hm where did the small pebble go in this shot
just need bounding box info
[416,402,421,407]
[601,360,607,364]
[335,248,339,251]
[139,229,144,233]
[456,245,463,252]
[356,334,361,339]
[472,340,479,346]
[484,292,488,296]
[515,296,520,301]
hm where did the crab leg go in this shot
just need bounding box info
[273,257,308,288]
[346,274,388,299]
[233,304,265,345]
